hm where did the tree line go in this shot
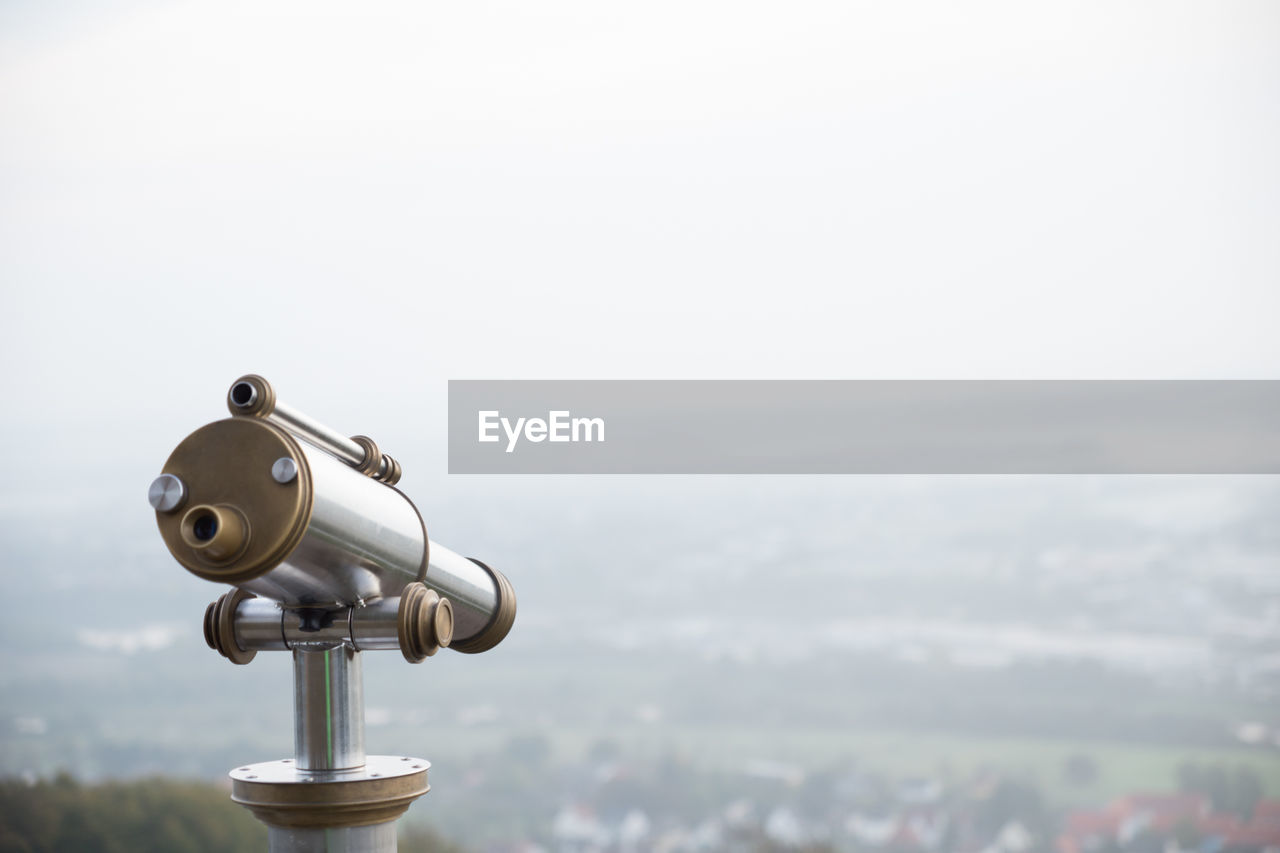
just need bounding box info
[0,774,462,853]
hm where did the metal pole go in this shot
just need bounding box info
[255,644,402,853]
[293,645,366,772]
[267,823,398,853]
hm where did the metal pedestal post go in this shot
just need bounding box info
[230,643,430,853]
[294,644,366,772]
[267,822,400,853]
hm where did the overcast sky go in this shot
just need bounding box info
[1,0,1277,490]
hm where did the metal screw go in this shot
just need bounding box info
[147,474,187,512]
[271,457,298,483]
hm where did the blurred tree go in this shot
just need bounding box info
[400,824,469,853]
[0,830,34,853]
[1203,764,1230,812]
[1229,766,1263,819]
[0,775,440,852]
[587,737,622,764]
[1171,816,1202,850]
[1175,762,1204,794]
[1062,754,1098,787]
[974,778,1047,838]
[502,734,551,770]
[1173,761,1262,818]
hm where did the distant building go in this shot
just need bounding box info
[552,803,610,853]
[764,807,808,847]
[1057,795,1280,853]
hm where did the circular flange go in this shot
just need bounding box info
[230,755,430,830]
[203,588,258,665]
[397,583,453,662]
[449,559,517,654]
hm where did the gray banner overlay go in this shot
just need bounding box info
[448,381,1280,474]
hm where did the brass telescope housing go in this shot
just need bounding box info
[152,374,516,653]
[149,376,518,853]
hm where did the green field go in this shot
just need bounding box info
[414,723,1280,809]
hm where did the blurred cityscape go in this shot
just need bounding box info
[438,744,1280,853]
[1,475,1278,851]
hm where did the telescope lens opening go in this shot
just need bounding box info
[178,503,248,563]
[192,513,219,541]
[230,382,256,407]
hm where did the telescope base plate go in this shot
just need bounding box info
[230,755,429,830]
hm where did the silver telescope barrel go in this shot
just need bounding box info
[150,376,516,654]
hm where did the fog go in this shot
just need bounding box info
[1,2,1278,850]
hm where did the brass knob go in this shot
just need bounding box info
[397,583,454,663]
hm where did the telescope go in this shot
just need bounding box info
[149,374,515,853]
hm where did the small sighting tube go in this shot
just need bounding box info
[293,645,365,772]
[269,400,367,469]
[227,375,394,481]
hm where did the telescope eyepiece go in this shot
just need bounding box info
[192,513,218,541]
[179,504,249,563]
[230,381,258,408]
[225,374,276,418]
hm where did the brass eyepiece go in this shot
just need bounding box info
[180,504,250,563]
[227,374,276,418]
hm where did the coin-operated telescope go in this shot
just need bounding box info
[149,375,516,853]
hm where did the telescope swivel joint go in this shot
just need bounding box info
[204,584,455,666]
